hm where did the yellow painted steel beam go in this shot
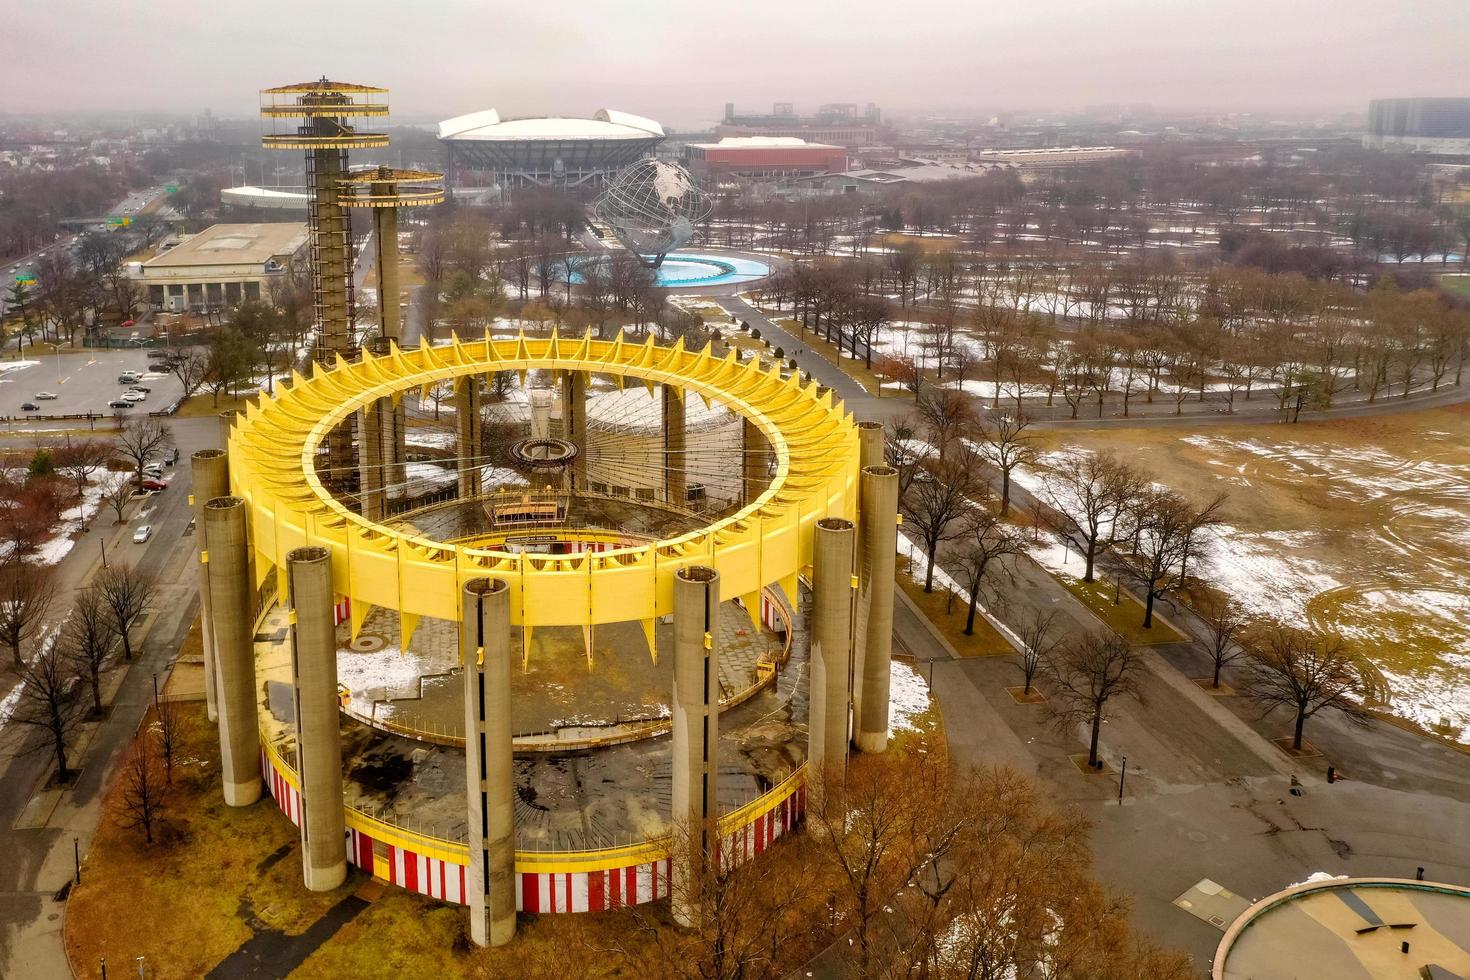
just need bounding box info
[229,330,859,630]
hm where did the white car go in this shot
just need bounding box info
[132,525,153,543]
[34,391,58,400]
[122,390,146,403]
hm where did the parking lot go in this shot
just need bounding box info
[0,346,187,420]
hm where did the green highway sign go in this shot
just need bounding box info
[166,184,178,194]
[15,274,36,286]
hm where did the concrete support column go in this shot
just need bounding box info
[529,388,552,440]
[358,403,385,522]
[287,546,346,891]
[373,200,401,343]
[204,496,261,807]
[671,566,721,927]
[857,420,885,470]
[562,370,586,491]
[741,418,766,507]
[808,518,855,785]
[371,200,408,492]
[850,420,886,740]
[218,410,238,456]
[455,374,482,499]
[191,450,229,723]
[854,465,899,753]
[462,578,515,948]
[663,384,686,507]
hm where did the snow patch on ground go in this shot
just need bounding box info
[888,660,931,736]
[337,644,431,702]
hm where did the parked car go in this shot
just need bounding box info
[128,386,151,394]
[143,464,164,479]
[140,479,168,492]
[107,400,132,410]
[146,350,170,360]
[122,391,146,403]
[117,372,141,384]
[20,402,39,411]
[132,525,153,543]
[164,448,180,465]
[34,391,58,400]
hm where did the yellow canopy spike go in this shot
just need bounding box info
[349,598,371,641]
[740,591,764,633]
[399,612,420,653]
[521,624,534,672]
[780,573,800,609]
[582,624,594,669]
[640,617,658,664]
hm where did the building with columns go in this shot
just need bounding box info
[133,221,307,312]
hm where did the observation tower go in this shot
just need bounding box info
[260,79,390,479]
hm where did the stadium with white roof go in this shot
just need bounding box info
[438,108,665,190]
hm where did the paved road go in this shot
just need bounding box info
[0,416,216,979]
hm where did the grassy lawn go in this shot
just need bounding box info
[65,704,357,978]
[1440,275,1470,300]
[897,574,1016,658]
[879,232,962,253]
[176,392,255,418]
[1061,575,1186,646]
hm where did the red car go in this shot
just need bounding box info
[140,478,168,492]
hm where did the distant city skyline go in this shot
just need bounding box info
[2,0,1466,130]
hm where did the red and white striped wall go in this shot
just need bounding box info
[332,596,351,626]
[759,590,791,635]
[518,858,673,913]
[719,784,805,872]
[260,745,806,913]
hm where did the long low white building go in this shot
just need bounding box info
[132,222,308,311]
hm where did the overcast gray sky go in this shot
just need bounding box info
[6,0,1466,126]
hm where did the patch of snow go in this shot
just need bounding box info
[888,660,931,736]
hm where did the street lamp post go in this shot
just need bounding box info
[1118,755,1127,802]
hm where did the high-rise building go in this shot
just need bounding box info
[1365,98,1470,155]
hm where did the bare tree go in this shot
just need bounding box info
[974,410,1039,515]
[1201,594,1247,689]
[806,735,976,976]
[65,586,116,717]
[626,816,817,980]
[883,413,930,499]
[1041,450,1143,583]
[1049,631,1142,769]
[954,504,1025,636]
[1015,607,1062,696]
[117,741,166,844]
[1127,489,1227,628]
[169,346,210,401]
[154,698,181,784]
[916,389,975,454]
[54,438,116,499]
[115,416,173,490]
[100,473,133,525]
[1240,625,1370,751]
[0,561,54,667]
[96,564,154,662]
[903,445,981,592]
[9,633,84,782]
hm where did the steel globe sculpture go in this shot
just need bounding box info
[593,159,711,268]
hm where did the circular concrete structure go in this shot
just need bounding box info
[1214,877,1470,979]
[216,329,886,923]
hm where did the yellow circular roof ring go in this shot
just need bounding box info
[228,329,859,633]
